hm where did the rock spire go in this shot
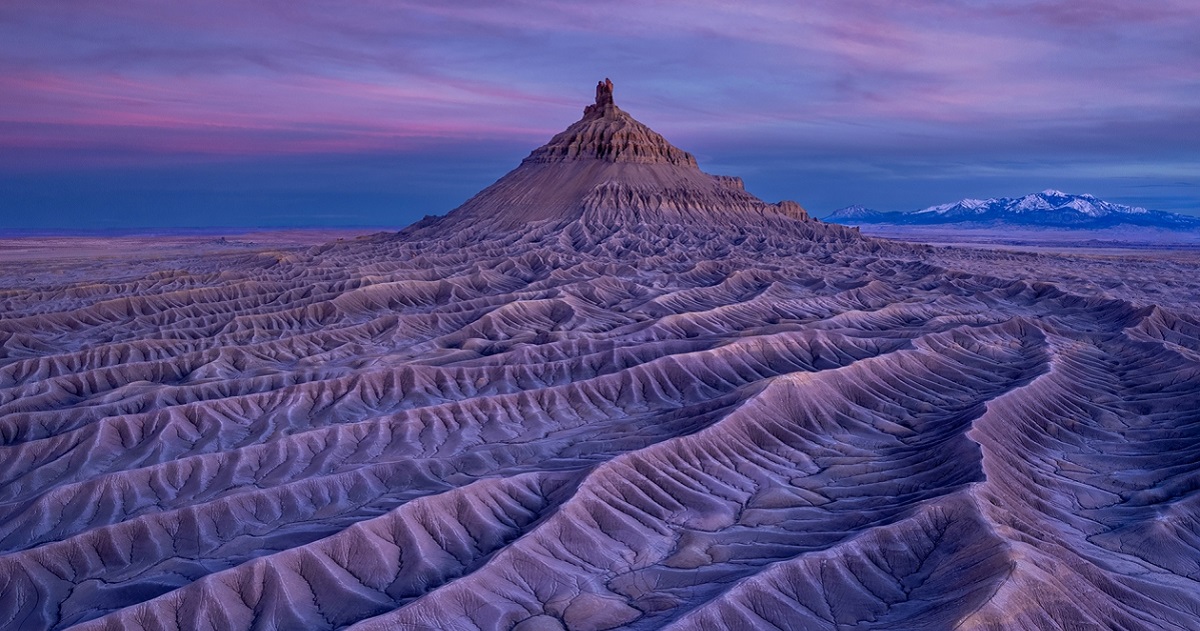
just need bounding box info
[585,77,616,116]
[418,79,819,230]
[530,78,696,166]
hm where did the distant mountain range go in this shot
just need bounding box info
[825,190,1200,230]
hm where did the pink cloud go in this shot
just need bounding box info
[0,0,1197,168]
[0,68,570,165]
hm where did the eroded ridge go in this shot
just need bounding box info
[3,79,1200,629]
[0,216,1198,631]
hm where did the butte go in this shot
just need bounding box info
[0,80,1198,631]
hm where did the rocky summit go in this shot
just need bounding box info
[418,79,818,232]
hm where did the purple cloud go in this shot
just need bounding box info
[1,0,1197,224]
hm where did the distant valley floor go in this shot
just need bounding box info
[849,223,1200,251]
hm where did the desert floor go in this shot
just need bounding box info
[2,228,1198,630]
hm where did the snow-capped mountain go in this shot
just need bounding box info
[826,190,1200,229]
[822,204,879,220]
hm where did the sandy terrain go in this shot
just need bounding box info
[2,83,1199,630]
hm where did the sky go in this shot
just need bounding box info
[2,0,1199,230]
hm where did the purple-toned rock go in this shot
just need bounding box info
[0,80,1197,631]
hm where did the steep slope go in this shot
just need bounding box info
[413,79,820,234]
[1,82,1199,631]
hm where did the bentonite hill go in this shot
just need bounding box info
[2,80,1200,631]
